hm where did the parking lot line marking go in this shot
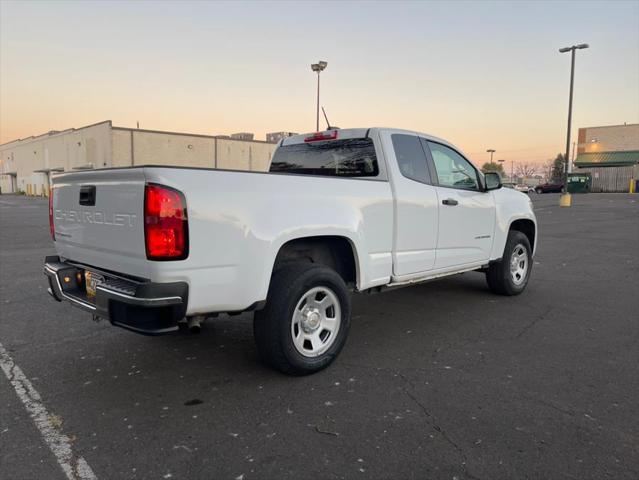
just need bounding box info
[0,342,98,480]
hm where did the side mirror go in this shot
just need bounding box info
[484,172,502,191]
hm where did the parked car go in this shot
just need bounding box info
[514,184,534,193]
[45,128,537,375]
[535,182,564,193]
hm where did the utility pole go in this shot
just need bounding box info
[498,159,506,179]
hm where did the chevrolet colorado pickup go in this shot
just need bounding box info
[45,128,537,375]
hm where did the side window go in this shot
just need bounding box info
[427,142,479,191]
[391,134,431,184]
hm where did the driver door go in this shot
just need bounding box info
[422,140,496,270]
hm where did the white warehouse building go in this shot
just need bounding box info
[0,120,278,195]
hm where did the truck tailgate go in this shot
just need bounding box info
[52,168,150,278]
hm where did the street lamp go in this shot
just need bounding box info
[559,43,589,205]
[311,61,328,131]
[486,149,496,166]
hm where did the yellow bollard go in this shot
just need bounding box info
[559,193,572,207]
[630,179,636,194]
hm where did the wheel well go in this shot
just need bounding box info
[273,236,357,286]
[510,219,535,252]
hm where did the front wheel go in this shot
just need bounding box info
[253,263,351,375]
[486,231,532,296]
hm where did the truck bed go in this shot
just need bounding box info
[51,166,394,315]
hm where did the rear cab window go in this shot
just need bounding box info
[391,134,432,184]
[270,137,379,177]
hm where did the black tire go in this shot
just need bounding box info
[486,230,532,296]
[253,263,351,375]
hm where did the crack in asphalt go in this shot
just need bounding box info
[397,372,483,480]
[340,361,483,480]
[522,395,575,418]
[515,307,553,339]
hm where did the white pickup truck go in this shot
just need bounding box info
[45,128,537,375]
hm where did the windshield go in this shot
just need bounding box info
[269,138,379,177]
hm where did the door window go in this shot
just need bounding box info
[427,142,479,191]
[391,134,431,184]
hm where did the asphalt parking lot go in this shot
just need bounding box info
[1,193,638,480]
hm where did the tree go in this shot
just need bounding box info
[516,163,537,178]
[481,162,505,178]
[550,154,565,182]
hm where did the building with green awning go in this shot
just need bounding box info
[575,124,639,192]
[575,151,639,168]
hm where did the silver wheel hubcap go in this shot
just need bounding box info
[510,244,529,286]
[291,286,341,358]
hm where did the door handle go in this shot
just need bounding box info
[442,198,458,206]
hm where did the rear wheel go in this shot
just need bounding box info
[254,263,351,375]
[486,230,532,296]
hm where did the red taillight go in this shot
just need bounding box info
[49,187,55,240]
[304,130,338,142]
[144,184,188,260]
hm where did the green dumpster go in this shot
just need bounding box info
[567,172,591,193]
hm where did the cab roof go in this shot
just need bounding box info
[280,128,463,155]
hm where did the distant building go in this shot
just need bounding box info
[0,121,277,195]
[574,123,639,192]
[230,132,254,141]
[266,131,298,144]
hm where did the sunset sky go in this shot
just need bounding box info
[1,0,637,167]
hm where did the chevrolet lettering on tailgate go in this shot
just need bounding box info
[55,209,137,227]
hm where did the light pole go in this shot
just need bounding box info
[559,43,589,204]
[311,61,328,131]
[486,149,496,167]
